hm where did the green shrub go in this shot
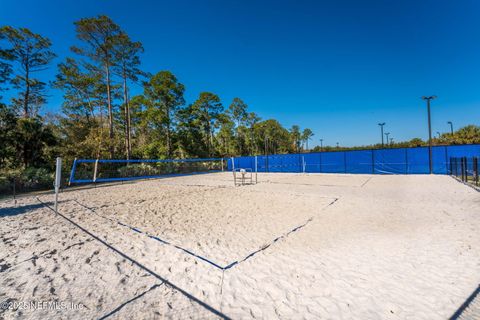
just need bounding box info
[20,167,54,189]
[0,167,54,196]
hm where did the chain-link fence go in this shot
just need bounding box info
[449,157,479,187]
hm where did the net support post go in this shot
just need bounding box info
[54,157,62,213]
[12,177,16,208]
[231,157,236,186]
[93,159,99,182]
[68,158,77,186]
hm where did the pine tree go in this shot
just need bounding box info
[142,71,185,158]
[190,92,223,157]
[72,15,122,158]
[112,32,145,159]
[0,27,56,117]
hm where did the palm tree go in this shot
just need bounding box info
[302,128,314,151]
[290,125,301,152]
[453,125,480,144]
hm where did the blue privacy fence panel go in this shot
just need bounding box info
[406,147,430,174]
[256,156,267,172]
[346,150,374,174]
[373,148,408,174]
[304,153,320,172]
[231,156,256,171]
[321,152,346,173]
[432,146,448,174]
[270,154,301,172]
[446,144,480,158]
[228,144,480,175]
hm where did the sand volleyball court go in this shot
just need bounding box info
[1,173,479,319]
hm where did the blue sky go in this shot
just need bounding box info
[1,0,479,147]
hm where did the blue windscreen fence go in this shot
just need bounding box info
[228,144,480,175]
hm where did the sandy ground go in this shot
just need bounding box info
[0,173,479,319]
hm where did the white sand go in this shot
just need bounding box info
[0,173,479,319]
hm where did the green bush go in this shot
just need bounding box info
[0,175,11,195]
[20,167,54,189]
[0,169,20,195]
[0,167,54,196]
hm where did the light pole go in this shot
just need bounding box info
[378,123,386,147]
[447,121,453,135]
[320,139,323,152]
[436,131,441,139]
[384,132,390,147]
[390,137,393,145]
[422,96,437,174]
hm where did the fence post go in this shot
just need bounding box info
[255,156,258,183]
[444,146,448,174]
[474,157,479,186]
[344,152,347,173]
[405,148,408,174]
[371,149,375,174]
[461,157,466,182]
[458,157,461,178]
[464,157,468,183]
[319,152,322,173]
[454,158,458,178]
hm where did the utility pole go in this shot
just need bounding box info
[378,123,386,147]
[422,96,437,174]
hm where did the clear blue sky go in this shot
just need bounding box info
[1,0,479,147]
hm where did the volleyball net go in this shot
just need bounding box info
[69,158,225,184]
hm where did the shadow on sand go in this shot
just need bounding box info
[0,201,67,218]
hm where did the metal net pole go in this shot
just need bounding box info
[54,157,62,213]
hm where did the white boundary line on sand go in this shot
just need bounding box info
[36,197,231,320]
[69,196,339,271]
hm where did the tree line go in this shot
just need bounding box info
[0,16,316,166]
[0,15,479,192]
